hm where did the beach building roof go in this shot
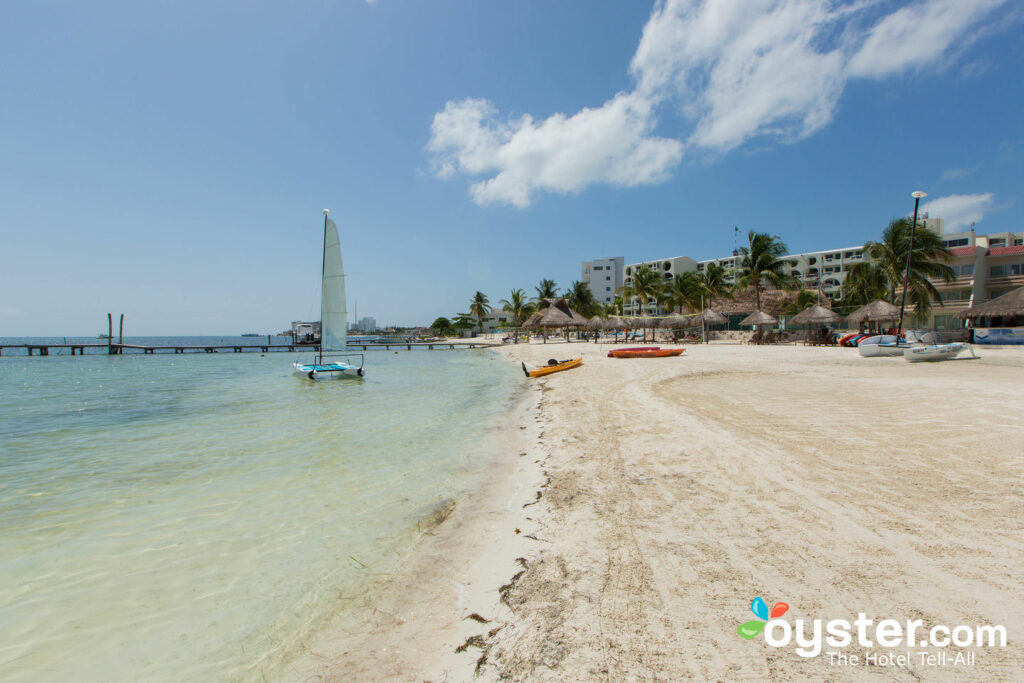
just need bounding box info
[523,298,583,328]
[955,286,1024,319]
[790,304,841,325]
[659,314,697,328]
[694,308,728,325]
[715,286,793,315]
[846,299,901,323]
[739,310,779,326]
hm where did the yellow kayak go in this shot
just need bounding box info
[522,357,582,378]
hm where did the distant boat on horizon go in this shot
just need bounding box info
[241,333,262,337]
[97,334,110,339]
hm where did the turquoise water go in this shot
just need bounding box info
[0,346,520,681]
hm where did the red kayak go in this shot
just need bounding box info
[607,346,659,357]
[609,348,684,358]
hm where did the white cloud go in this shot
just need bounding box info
[938,166,977,182]
[428,94,682,208]
[631,0,851,151]
[429,0,1010,207]
[921,193,994,231]
[848,0,1004,78]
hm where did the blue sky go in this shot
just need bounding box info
[2,0,1021,334]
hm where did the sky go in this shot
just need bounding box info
[1,0,1022,335]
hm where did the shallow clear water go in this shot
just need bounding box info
[0,345,519,681]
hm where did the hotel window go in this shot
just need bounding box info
[940,290,971,303]
[606,276,611,280]
[953,264,974,277]
[990,239,1006,247]
[593,266,603,270]
[942,238,969,248]
[989,264,1022,277]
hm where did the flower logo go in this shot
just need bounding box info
[738,597,789,639]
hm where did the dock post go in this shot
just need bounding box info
[118,314,124,346]
[108,314,114,354]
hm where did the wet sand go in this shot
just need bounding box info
[300,341,1024,681]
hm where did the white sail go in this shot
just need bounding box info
[321,218,348,351]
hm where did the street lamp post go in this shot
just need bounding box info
[897,191,927,338]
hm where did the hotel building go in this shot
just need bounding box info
[581,257,624,305]
[616,216,1023,328]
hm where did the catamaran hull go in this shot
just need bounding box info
[857,335,909,357]
[293,363,364,380]
[903,343,969,363]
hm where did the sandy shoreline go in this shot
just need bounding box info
[298,341,1023,681]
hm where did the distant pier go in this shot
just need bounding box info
[0,313,498,357]
[1,341,497,357]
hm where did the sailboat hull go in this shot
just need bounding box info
[293,362,364,380]
[903,343,969,363]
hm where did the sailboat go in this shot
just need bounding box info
[293,209,365,380]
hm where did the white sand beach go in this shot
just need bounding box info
[300,341,1024,681]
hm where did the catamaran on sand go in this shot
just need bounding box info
[293,209,365,380]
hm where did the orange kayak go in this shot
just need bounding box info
[608,348,684,358]
[522,357,583,378]
[607,347,660,357]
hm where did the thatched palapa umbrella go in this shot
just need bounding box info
[585,316,605,343]
[846,300,900,323]
[691,308,727,343]
[522,298,584,343]
[635,316,658,343]
[790,304,841,342]
[603,316,628,343]
[846,299,901,334]
[694,308,727,326]
[739,310,778,344]
[790,304,841,325]
[739,310,778,327]
[955,286,1024,323]
[659,314,696,329]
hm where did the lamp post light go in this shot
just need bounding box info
[897,191,927,338]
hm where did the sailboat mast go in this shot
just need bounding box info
[897,192,927,337]
[321,208,329,364]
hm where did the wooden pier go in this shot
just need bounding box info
[0,314,497,357]
[1,341,497,357]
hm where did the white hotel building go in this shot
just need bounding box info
[581,256,624,305]
[608,215,1024,327]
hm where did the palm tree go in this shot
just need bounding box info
[779,289,819,316]
[469,291,491,335]
[860,218,955,323]
[841,261,889,309]
[534,279,558,302]
[617,265,663,341]
[566,280,599,319]
[700,262,733,307]
[498,288,535,344]
[430,316,452,336]
[734,231,798,311]
[451,312,476,337]
[662,271,703,314]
